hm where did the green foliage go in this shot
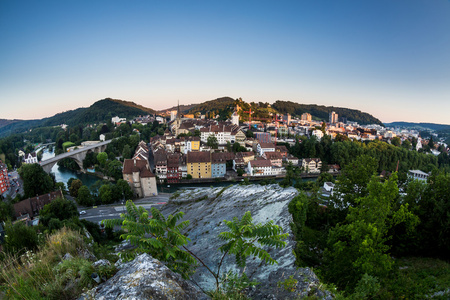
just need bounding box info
[3,221,38,255]
[219,211,288,268]
[104,200,196,279]
[69,179,83,197]
[116,179,133,200]
[96,152,108,167]
[106,159,123,181]
[39,197,79,227]
[207,135,219,149]
[323,174,419,292]
[99,184,113,204]
[277,275,298,292]
[18,163,54,198]
[217,271,259,299]
[0,200,14,222]
[77,185,94,206]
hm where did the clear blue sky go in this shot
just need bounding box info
[1,0,449,124]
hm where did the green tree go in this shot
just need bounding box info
[19,163,54,198]
[106,160,123,181]
[122,144,132,159]
[99,184,113,204]
[245,130,254,138]
[207,135,219,149]
[77,185,94,206]
[391,137,401,147]
[401,139,411,150]
[117,179,133,200]
[69,179,83,197]
[323,174,418,292]
[332,155,378,209]
[97,152,108,167]
[3,221,38,254]
[0,200,14,222]
[39,197,78,227]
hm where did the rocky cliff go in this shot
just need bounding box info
[162,184,331,299]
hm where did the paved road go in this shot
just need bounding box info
[79,193,171,224]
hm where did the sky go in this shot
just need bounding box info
[1,0,449,124]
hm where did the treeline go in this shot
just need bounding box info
[272,100,383,125]
[289,136,446,176]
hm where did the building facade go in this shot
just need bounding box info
[187,151,211,179]
[0,160,10,195]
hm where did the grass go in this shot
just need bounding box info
[378,257,450,299]
[0,227,118,300]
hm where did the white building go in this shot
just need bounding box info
[24,152,38,164]
[312,130,324,139]
[112,116,126,124]
[408,170,429,182]
[247,159,273,176]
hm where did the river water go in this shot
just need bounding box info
[41,149,100,189]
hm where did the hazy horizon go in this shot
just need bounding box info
[1,1,449,124]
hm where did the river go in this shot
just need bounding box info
[41,148,100,189]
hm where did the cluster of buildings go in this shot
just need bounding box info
[122,141,158,197]
[0,160,10,197]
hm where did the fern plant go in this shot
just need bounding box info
[104,200,197,278]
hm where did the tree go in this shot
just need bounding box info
[237,168,244,176]
[77,185,94,206]
[69,179,83,197]
[207,135,219,149]
[19,163,54,198]
[117,179,133,200]
[323,174,418,292]
[106,159,123,181]
[99,184,113,204]
[0,200,14,222]
[391,137,401,147]
[245,130,254,138]
[39,197,78,227]
[97,152,108,167]
[401,139,411,150]
[122,144,132,159]
[3,221,38,254]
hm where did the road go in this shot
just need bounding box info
[78,193,171,224]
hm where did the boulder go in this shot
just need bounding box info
[80,253,209,300]
[163,184,333,299]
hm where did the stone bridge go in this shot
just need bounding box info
[40,140,112,173]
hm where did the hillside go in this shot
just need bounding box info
[0,98,155,137]
[272,100,383,125]
[384,122,450,131]
[39,98,155,127]
[187,96,236,114]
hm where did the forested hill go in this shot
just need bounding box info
[384,122,450,131]
[0,98,155,137]
[272,100,383,125]
[39,98,155,127]
[187,97,236,114]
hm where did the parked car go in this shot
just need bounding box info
[79,210,86,215]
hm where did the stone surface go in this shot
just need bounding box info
[163,184,333,299]
[80,253,209,300]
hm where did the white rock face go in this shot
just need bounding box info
[80,253,209,300]
[165,184,332,299]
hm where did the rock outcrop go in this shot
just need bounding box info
[80,253,209,300]
[163,184,332,299]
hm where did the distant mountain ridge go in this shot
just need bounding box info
[0,98,155,137]
[384,122,450,131]
[272,100,383,125]
[0,96,384,138]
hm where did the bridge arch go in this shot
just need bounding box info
[40,140,112,174]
